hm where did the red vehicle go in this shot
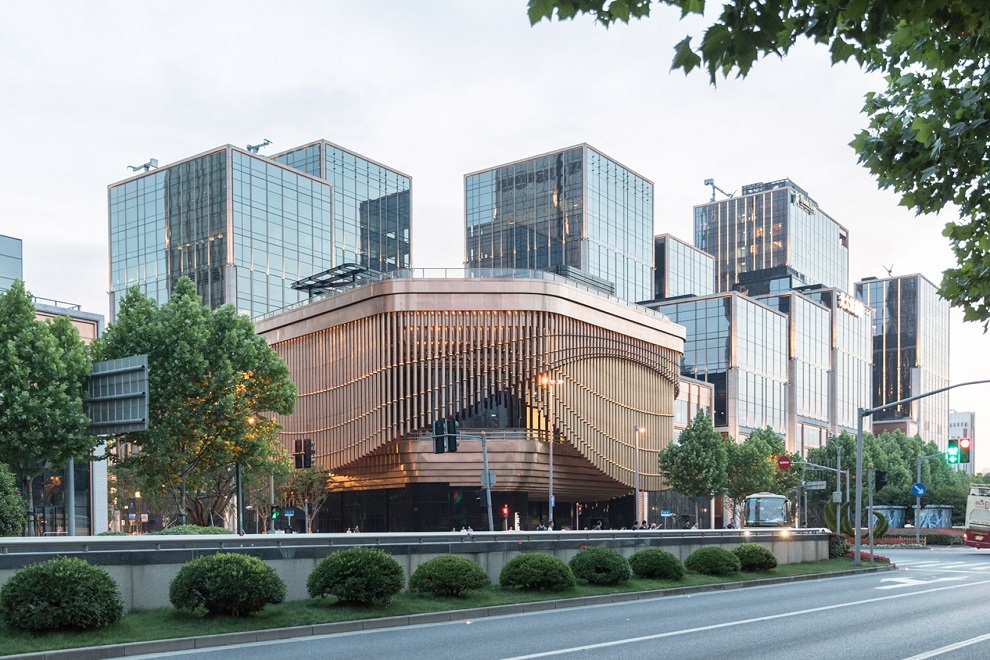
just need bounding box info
[963,485,990,549]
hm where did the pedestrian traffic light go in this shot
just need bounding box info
[947,439,960,464]
[271,508,280,521]
[502,505,509,517]
[303,438,315,468]
[433,419,446,454]
[960,437,972,464]
[445,417,459,452]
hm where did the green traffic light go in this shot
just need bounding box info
[947,439,960,464]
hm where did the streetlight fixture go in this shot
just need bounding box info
[540,374,563,528]
[634,426,646,525]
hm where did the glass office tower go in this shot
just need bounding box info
[0,233,22,292]
[646,292,788,440]
[653,233,714,301]
[109,145,334,319]
[465,144,653,303]
[273,140,411,273]
[695,179,849,294]
[856,274,950,446]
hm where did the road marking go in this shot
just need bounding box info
[877,576,966,590]
[500,579,990,659]
[901,632,990,659]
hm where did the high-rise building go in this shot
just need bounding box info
[653,233,714,301]
[694,179,849,294]
[108,141,410,320]
[949,410,976,474]
[856,274,950,446]
[465,144,653,303]
[0,233,22,292]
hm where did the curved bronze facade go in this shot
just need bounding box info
[256,273,685,502]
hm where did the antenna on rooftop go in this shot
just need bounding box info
[704,178,736,202]
[127,158,159,172]
[247,139,272,154]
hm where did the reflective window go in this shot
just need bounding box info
[0,234,23,292]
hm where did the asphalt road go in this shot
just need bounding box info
[131,546,990,660]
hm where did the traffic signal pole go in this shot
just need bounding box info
[433,419,495,532]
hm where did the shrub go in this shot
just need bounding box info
[97,530,130,536]
[628,548,684,580]
[733,543,778,571]
[0,557,124,631]
[684,546,741,576]
[568,545,631,585]
[499,552,576,591]
[924,533,964,546]
[409,555,490,597]
[152,525,232,535]
[307,547,405,605]
[169,553,286,616]
[844,550,891,563]
[828,534,850,558]
[0,463,25,537]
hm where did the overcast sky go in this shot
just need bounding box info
[2,2,986,467]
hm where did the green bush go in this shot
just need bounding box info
[499,552,576,591]
[152,525,232,535]
[828,534,850,558]
[0,557,124,631]
[568,545,631,585]
[409,555,490,597]
[684,546,741,576]
[307,547,405,605]
[925,533,964,546]
[0,463,26,537]
[169,553,286,616]
[628,548,684,580]
[733,543,778,571]
[97,530,130,536]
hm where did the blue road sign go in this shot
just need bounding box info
[912,482,927,497]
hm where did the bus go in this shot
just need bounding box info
[963,484,990,549]
[743,492,791,528]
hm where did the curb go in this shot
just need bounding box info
[7,566,894,660]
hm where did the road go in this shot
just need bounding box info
[131,546,990,660]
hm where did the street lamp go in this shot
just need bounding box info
[540,374,563,528]
[634,426,646,525]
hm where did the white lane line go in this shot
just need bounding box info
[901,632,990,659]
[500,579,990,660]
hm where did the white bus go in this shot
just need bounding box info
[963,484,990,549]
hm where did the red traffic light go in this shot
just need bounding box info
[960,437,972,464]
[501,505,509,517]
[960,437,971,450]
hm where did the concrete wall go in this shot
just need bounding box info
[0,529,828,610]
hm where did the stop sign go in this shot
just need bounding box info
[777,455,792,470]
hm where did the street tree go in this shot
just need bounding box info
[724,427,795,524]
[243,450,293,533]
[658,410,728,524]
[93,278,297,526]
[528,1,990,327]
[288,467,333,533]
[0,463,26,536]
[0,280,94,522]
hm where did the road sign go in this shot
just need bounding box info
[661,510,671,516]
[777,455,792,470]
[481,470,497,488]
[803,480,827,490]
[912,482,927,497]
[85,354,149,435]
[283,509,295,517]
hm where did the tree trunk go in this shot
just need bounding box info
[20,473,35,536]
[178,477,187,526]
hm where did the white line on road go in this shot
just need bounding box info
[500,579,990,659]
[877,576,966,589]
[900,632,990,659]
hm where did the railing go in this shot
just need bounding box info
[254,268,672,324]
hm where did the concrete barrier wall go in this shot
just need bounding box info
[0,529,829,610]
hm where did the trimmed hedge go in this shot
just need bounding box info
[684,546,741,576]
[0,557,124,631]
[568,546,631,585]
[628,548,684,580]
[307,547,405,605]
[828,534,850,558]
[152,525,232,535]
[409,555,490,597]
[733,543,778,571]
[169,553,286,616]
[499,553,576,591]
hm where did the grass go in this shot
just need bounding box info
[0,557,880,656]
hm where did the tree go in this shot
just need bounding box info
[0,280,94,526]
[93,278,297,526]
[658,410,727,524]
[724,427,797,524]
[288,467,333,533]
[528,1,990,327]
[0,463,26,536]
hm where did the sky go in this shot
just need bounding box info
[1,2,987,467]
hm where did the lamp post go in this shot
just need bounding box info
[634,426,645,525]
[540,375,563,528]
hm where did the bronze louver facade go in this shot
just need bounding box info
[256,274,685,502]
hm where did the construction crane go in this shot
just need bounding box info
[704,178,736,202]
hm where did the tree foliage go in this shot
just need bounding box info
[0,280,95,511]
[0,462,26,536]
[658,410,728,516]
[93,278,297,526]
[529,1,990,327]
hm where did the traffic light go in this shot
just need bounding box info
[270,508,280,521]
[294,439,303,469]
[433,419,446,454]
[303,438,315,468]
[960,437,972,464]
[501,504,509,517]
[947,439,960,464]
[445,417,459,452]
